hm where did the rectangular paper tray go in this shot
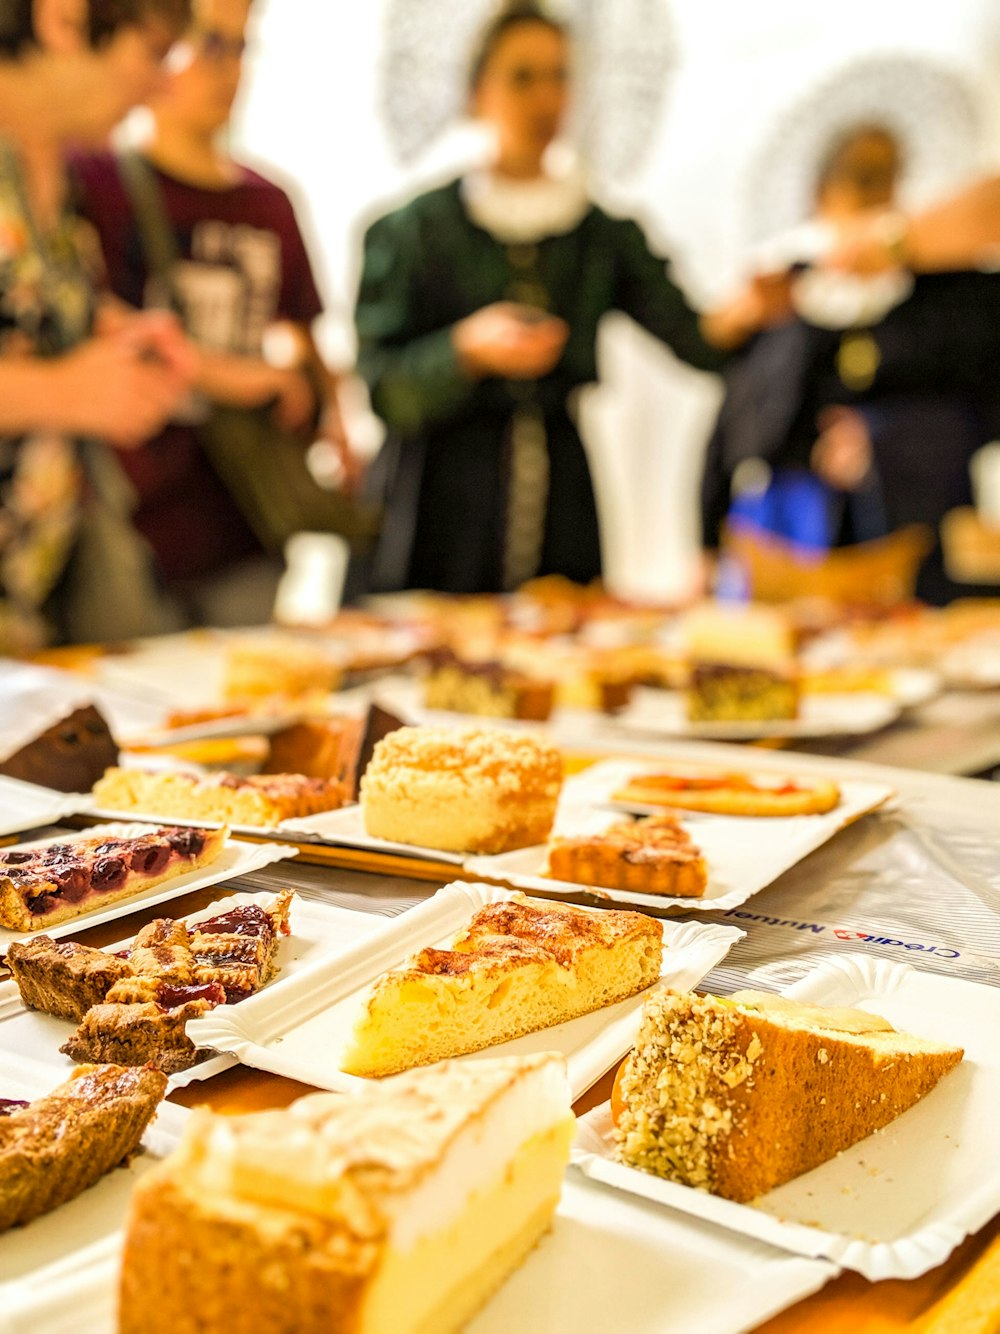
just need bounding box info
[0,777,90,839]
[0,890,386,1090]
[467,769,892,914]
[0,826,298,947]
[572,952,998,1281]
[186,881,744,1102]
[0,1174,838,1334]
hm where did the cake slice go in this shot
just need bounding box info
[615,988,964,1202]
[61,992,224,1075]
[547,815,708,897]
[422,649,555,721]
[0,1063,167,1231]
[341,892,663,1078]
[360,726,563,855]
[0,824,227,932]
[4,935,134,1020]
[118,1054,573,1334]
[682,603,800,722]
[93,767,348,827]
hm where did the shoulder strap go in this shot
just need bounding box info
[115,150,183,312]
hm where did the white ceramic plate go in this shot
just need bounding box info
[613,686,900,740]
[0,825,297,947]
[0,1173,837,1334]
[186,881,744,1101]
[0,1049,187,1295]
[572,952,996,1281]
[467,773,890,914]
[0,890,386,1089]
[0,777,90,839]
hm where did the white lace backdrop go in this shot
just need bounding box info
[230,0,1000,599]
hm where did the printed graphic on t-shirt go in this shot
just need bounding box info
[169,221,281,355]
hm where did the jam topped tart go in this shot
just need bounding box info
[0,825,228,932]
[612,770,841,818]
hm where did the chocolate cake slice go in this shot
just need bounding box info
[0,1063,167,1231]
[0,704,118,793]
[4,936,135,1021]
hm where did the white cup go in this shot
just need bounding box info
[273,532,348,627]
[970,443,1000,529]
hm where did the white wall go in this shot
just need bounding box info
[230,0,1000,599]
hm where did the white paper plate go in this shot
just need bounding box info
[572,952,996,1281]
[0,777,90,839]
[0,890,385,1089]
[0,1173,837,1334]
[612,686,900,740]
[186,882,744,1101]
[0,1048,187,1296]
[0,825,297,947]
[279,803,466,863]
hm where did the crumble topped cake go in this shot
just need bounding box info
[0,1063,167,1232]
[7,894,292,1074]
[341,891,663,1078]
[0,824,227,932]
[615,988,964,1203]
[547,815,708,897]
[421,649,555,721]
[93,767,348,827]
[360,726,563,855]
[118,1054,574,1334]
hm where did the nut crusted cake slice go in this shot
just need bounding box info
[341,892,663,1078]
[547,815,708,897]
[0,1063,167,1232]
[615,988,964,1203]
[0,825,227,932]
[119,1054,574,1334]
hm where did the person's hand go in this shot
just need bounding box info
[52,332,191,447]
[701,271,795,349]
[811,406,873,490]
[823,211,908,275]
[452,302,569,380]
[118,309,199,383]
[268,366,317,433]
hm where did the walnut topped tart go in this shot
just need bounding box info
[0,1062,167,1232]
[340,891,663,1078]
[0,824,227,932]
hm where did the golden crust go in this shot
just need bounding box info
[93,767,348,827]
[613,771,841,817]
[547,816,707,897]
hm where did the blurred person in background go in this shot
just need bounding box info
[0,0,194,652]
[73,0,361,629]
[701,123,1000,604]
[352,1,784,598]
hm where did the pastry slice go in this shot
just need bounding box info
[0,825,227,932]
[613,770,841,817]
[4,935,134,1020]
[119,1054,573,1334]
[341,892,663,1078]
[422,649,555,721]
[61,990,224,1075]
[0,1063,167,1232]
[615,988,964,1202]
[547,815,708,897]
[93,767,348,827]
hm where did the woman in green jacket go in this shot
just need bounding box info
[355,3,775,595]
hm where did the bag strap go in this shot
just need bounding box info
[115,150,185,317]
